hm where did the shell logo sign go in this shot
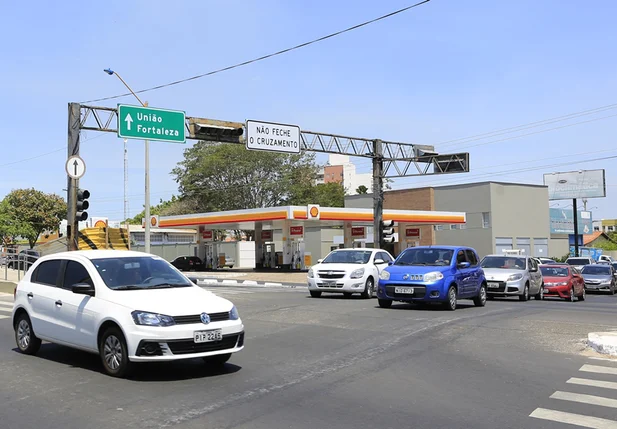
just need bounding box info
[94,220,107,228]
[150,215,159,228]
[308,204,320,220]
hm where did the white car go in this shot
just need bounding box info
[307,248,394,298]
[12,250,244,377]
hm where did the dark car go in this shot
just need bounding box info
[377,246,487,311]
[580,264,616,294]
[8,250,40,271]
[170,256,204,271]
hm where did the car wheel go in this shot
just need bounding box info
[203,353,231,366]
[578,288,586,301]
[535,284,544,301]
[360,277,374,299]
[567,287,575,302]
[445,286,457,311]
[343,292,353,298]
[378,298,392,308]
[99,327,132,378]
[309,290,322,298]
[473,284,487,307]
[519,284,529,302]
[15,313,41,355]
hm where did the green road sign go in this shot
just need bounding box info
[117,104,186,143]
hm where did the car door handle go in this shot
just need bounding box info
[27,292,34,299]
[55,300,62,307]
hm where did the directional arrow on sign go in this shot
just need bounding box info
[73,160,79,176]
[125,113,133,131]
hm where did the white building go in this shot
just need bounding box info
[316,154,373,195]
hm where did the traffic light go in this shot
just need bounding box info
[76,189,90,221]
[382,220,395,243]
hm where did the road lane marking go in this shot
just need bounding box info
[530,408,617,428]
[551,391,617,409]
[0,301,13,308]
[581,365,617,376]
[0,315,9,320]
[568,377,617,391]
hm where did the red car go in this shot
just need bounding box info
[540,264,585,301]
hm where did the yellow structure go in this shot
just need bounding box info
[77,227,130,251]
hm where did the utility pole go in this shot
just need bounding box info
[372,139,383,249]
[582,198,588,211]
[67,102,81,251]
[573,198,579,257]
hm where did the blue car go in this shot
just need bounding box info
[377,246,487,311]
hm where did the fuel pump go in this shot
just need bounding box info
[263,243,276,269]
[291,240,306,270]
[205,243,220,270]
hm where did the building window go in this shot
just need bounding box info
[459,224,467,230]
[482,212,491,228]
[609,226,615,232]
[594,226,600,231]
[434,225,444,231]
[450,224,458,230]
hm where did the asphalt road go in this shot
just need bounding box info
[0,286,616,429]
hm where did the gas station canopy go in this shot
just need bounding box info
[157,205,466,230]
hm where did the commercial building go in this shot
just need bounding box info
[347,181,564,259]
[593,219,617,233]
[316,154,372,195]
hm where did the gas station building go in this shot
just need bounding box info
[156,205,466,271]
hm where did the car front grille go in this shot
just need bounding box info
[173,312,230,324]
[385,284,427,298]
[167,333,241,355]
[317,271,346,279]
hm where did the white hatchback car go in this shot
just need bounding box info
[12,250,244,377]
[307,248,394,298]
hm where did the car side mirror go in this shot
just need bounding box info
[388,261,394,266]
[458,261,471,269]
[374,258,385,265]
[72,283,95,296]
[317,259,323,264]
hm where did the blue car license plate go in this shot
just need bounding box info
[395,287,414,294]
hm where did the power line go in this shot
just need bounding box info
[437,102,617,148]
[82,1,432,104]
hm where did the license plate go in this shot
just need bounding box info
[194,329,222,343]
[488,282,500,288]
[322,281,336,286]
[395,287,414,294]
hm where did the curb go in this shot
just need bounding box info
[188,276,305,289]
[588,332,617,356]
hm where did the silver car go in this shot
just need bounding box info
[580,264,616,294]
[480,254,543,301]
[565,256,595,272]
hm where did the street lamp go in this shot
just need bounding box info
[104,68,152,253]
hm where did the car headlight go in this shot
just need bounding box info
[507,273,523,281]
[229,305,240,320]
[131,311,175,327]
[423,271,444,283]
[308,268,314,278]
[380,270,390,280]
[557,282,568,286]
[601,279,612,285]
[350,268,365,279]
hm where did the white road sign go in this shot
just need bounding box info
[65,155,86,179]
[246,120,301,154]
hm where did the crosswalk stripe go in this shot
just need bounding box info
[581,365,617,376]
[530,408,617,428]
[0,315,9,320]
[0,301,13,308]
[551,391,617,409]
[568,377,617,391]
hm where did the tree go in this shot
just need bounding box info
[3,189,66,248]
[126,195,200,225]
[171,142,318,211]
[0,200,32,247]
[356,185,369,194]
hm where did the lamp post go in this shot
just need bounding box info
[104,68,151,253]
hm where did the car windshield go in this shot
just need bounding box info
[321,250,372,264]
[481,256,526,270]
[540,266,569,277]
[92,256,193,290]
[566,258,591,265]
[581,265,612,275]
[394,248,453,266]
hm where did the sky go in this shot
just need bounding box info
[2,0,617,222]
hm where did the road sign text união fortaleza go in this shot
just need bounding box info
[246,120,301,154]
[117,104,186,143]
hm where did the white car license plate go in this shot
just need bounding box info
[194,329,223,343]
[395,287,414,294]
[322,281,336,286]
[488,282,500,288]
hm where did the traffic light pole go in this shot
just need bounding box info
[67,102,81,251]
[372,139,384,249]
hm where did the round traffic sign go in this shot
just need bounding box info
[66,155,86,179]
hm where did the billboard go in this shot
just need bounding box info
[549,208,593,235]
[543,169,606,200]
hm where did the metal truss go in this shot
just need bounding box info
[78,104,467,178]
